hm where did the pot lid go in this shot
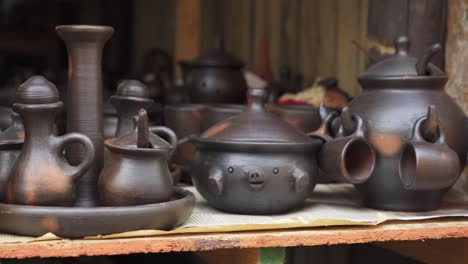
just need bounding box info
[111,80,153,102]
[0,112,24,146]
[199,87,314,143]
[109,109,171,150]
[16,76,60,104]
[359,36,444,78]
[185,37,244,68]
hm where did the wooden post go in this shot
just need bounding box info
[174,0,201,79]
[367,0,447,68]
[445,0,468,114]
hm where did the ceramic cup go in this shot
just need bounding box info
[399,116,460,190]
[310,113,375,184]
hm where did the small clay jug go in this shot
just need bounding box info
[99,109,177,206]
[0,112,24,202]
[7,76,95,206]
[110,80,156,137]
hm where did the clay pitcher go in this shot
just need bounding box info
[7,76,95,206]
[99,109,177,206]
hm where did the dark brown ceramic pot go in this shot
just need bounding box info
[99,109,177,206]
[180,39,247,104]
[56,25,113,207]
[7,76,95,206]
[0,112,23,202]
[163,104,205,172]
[267,104,322,133]
[346,36,467,211]
[190,87,322,214]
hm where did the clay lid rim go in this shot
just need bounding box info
[55,25,114,33]
[110,95,154,104]
[104,138,172,155]
[12,101,63,110]
[0,140,23,149]
[191,136,321,149]
[358,74,447,82]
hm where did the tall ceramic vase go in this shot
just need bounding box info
[56,25,114,207]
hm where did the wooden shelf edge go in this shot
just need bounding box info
[0,218,467,259]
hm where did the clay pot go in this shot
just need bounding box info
[180,38,247,104]
[99,109,177,206]
[190,87,322,214]
[346,36,467,211]
[201,104,246,131]
[268,104,322,133]
[0,112,23,202]
[56,25,114,207]
[7,76,95,206]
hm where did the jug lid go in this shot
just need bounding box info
[185,37,244,68]
[0,112,24,148]
[359,36,445,79]
[111,80,154,103]
[198,87,315,143]
[16,76,60,104]
[107,109,172,151]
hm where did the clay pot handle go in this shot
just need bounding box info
[56,133,95,182]
[307,111,339,142]
[411,106,445,144]
[150,126,178,157]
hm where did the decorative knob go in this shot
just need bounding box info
[395,36,409,56]
[16,76,59,104]
[115,80,151,99]
[247,87,266,111]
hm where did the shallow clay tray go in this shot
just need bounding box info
[0,188,195,238]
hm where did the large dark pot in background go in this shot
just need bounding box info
[179,39,247,104]
[347,36,467,211]
[190,88,323,214]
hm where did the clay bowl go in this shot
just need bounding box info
[0,188,194,238]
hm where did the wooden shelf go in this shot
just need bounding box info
[0,218,467,259]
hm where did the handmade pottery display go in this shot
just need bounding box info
[7,76,95,206]
[345,36,467,211]
[56,25,114,207]
[0,187,194,238]
[190,87,323,214]
[0,112,23,201]
[179,38,247,104]
[110,80,157,137]
[99,109,177,206]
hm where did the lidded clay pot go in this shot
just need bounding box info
[347,36,467,211]
[190,87,322,214]
[180,38,247,104]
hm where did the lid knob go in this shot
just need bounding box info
[16,76,59,104]
[395,36,409,56]
[247,87,266,111]
[116,80,150,98]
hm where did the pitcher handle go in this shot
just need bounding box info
[56,133,95,182]
[150,126,178,157]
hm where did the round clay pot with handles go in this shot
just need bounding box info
[347,36,468,211]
